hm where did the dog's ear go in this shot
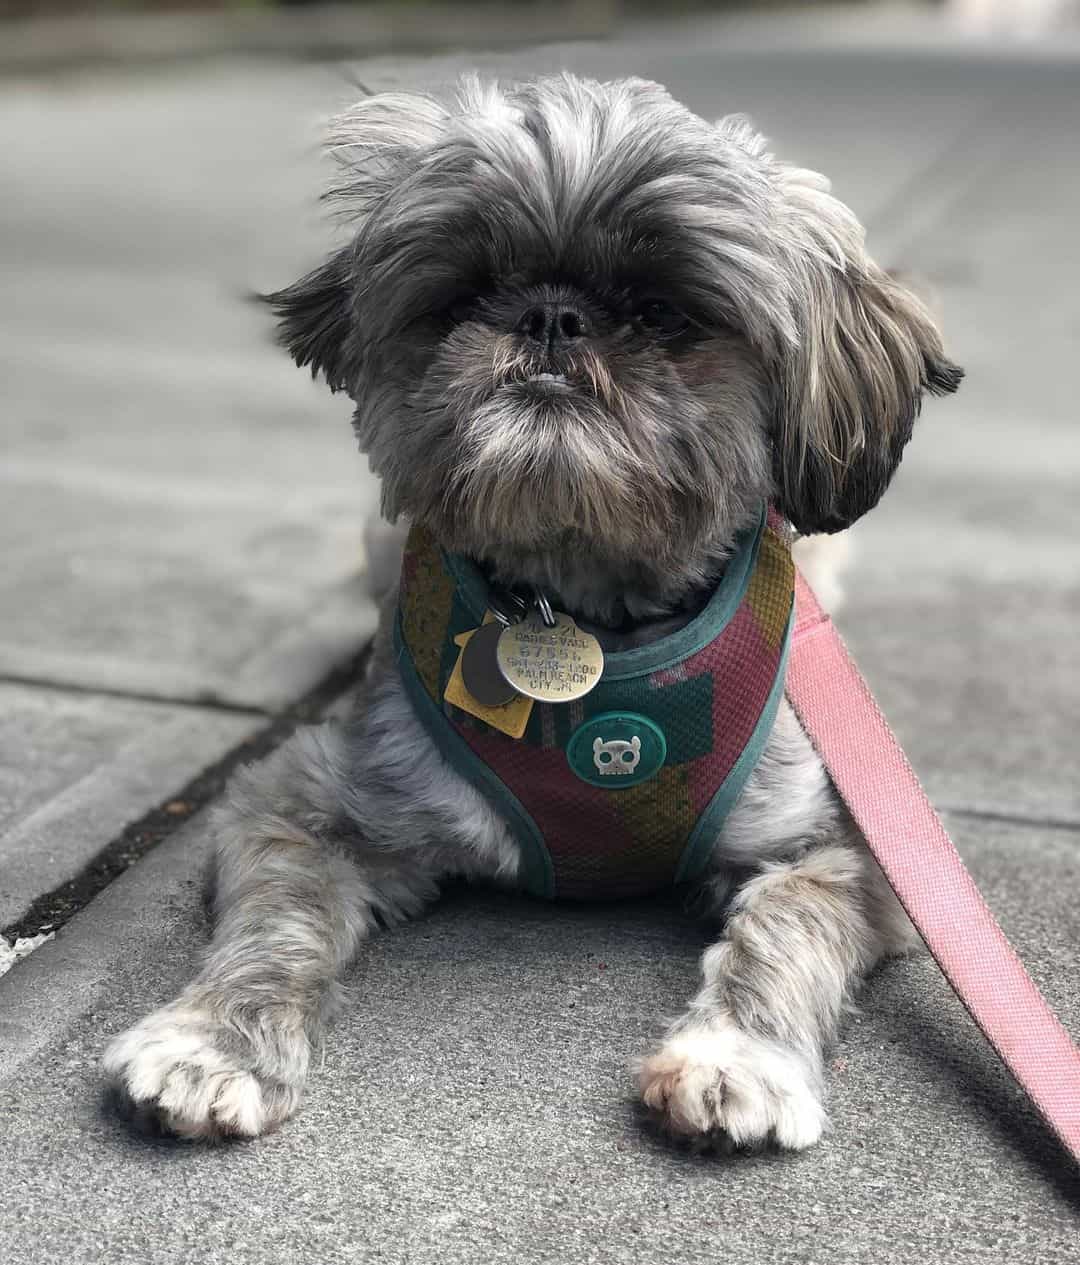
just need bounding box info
[770,165,963,535]
[262,88,455,394]
[262,248,354,394]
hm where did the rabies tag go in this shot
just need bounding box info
[461,620,519,708]
[496,612,604,703]
[445,618,533,738]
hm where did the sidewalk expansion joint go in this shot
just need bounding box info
[1,643,371,945]
[0,672,275,718]
[941,803,1080,838]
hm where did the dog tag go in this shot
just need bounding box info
[445,623,533,739]
[461,620,519,707]
[496,611,604,703]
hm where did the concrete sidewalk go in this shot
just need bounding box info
[1,11,1079,1262]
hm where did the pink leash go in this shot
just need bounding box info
[786,566,1080,1164]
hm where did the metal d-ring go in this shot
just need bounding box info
[531,588,557,628]
[487,587,528,627]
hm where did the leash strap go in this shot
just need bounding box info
[786,567,1080,1163]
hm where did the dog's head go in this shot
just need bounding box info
[267,74,961,572]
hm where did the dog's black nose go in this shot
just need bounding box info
[516,303,588,346]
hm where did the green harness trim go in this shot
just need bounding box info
[394,613,556,896]
[674,609,793,884]
[442,504,764,680]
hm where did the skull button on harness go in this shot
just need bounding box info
[566,712,667,789]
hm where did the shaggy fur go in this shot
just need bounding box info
[104,74,960,1148]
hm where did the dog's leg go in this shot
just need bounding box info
[102,728,425,1140]
[104,669,516,1141]
[638,701,914,1151]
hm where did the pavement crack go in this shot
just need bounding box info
[0,672,273,717]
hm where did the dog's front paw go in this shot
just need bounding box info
[103,999,308,1141]
[638,1021,825,1151]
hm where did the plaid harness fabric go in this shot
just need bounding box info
[393,505,795,900]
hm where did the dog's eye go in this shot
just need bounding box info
[634,299,689,337]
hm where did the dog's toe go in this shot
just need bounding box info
[103,1002,304,1141]
[638,1021,825,1152]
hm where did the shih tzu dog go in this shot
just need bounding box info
[104,73,961,1149]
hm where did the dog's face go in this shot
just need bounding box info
[269,74,961,575]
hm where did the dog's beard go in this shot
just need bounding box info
[454,388,654,552]
[406,327,700,562]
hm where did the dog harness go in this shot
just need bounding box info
[393,505,794,900]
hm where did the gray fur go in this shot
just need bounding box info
[104,73,958,1148]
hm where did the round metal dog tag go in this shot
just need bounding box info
[496,612,604,703]
[461,621,520,708]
